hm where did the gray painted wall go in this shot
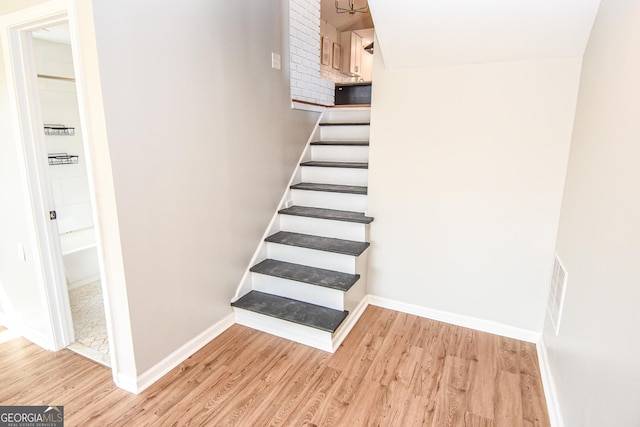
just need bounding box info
[88,0,319,373]
[0,0,319,380]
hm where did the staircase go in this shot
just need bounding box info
[231,107,372,352]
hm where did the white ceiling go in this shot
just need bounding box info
[368,0,601,68]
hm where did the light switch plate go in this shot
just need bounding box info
[271,52,281,70]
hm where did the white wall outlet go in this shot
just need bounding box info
[271,52,281,70]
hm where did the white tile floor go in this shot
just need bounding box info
[68,281,110,366]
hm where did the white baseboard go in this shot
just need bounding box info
[132,314,235,394]
[119,296,546,395]
[367,295,541,343]
[67,274,101,290]
[114,372,138,394]
[1,315,55,350]
[536,337,564,427]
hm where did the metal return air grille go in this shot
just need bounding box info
[548,254,568,335]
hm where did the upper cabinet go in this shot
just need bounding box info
[340,31,363,76]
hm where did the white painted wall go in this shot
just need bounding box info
[88,0,318,374]
[367,54,581,332]
[542,1,640,425]
[0,0,48,15]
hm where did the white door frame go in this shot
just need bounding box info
[1,6,75,351]
[2,0,140,394]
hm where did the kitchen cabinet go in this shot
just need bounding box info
[340,31,363,76]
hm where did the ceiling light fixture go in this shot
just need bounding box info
[364,42,374,54]
[335,0,369,15]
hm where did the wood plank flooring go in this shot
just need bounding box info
[0,306,550,426]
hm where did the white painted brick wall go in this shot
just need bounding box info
[290,0,334,105]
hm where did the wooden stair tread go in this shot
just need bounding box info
[300,161,368,169]
[265,231,370,256]
[251,259,360,292]
[319,122,370,126]
[231,291,348,333]
[310,140,369,146]
[290,182,367,195]
[278,205,374,224]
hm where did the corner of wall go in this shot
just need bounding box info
[132,314,235,394]
[368,295,541,343]
[536,336,565,427]
[289,0,334,105]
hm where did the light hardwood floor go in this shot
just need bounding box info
[0,306,550,426]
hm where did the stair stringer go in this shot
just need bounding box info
[231,114,324,302]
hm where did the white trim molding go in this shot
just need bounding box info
[367,295,542,343]
[331,297,368,351]
[114,373,138,395]
[291,100,328,113]
[134,314,235,394]
[1,317,53,351]
[536,337,564,427]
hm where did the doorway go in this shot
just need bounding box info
[29,22,109,366]
[0,3,138,390]
[31,22,110,366]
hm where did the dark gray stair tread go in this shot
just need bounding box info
[231,291,348,333]
[265,231,370,256]
[251,259,359,291]
[278,206,374,224]
[311,140,369,146]
[290,182,367,195]
[301,161,368,169]
[319,122,370,126]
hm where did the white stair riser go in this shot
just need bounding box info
[290,189,367,212]
[323,108,370,123]
[266,243,357,274]
[252,273,349,310]
[311,145,369,163]
[233,108,373,353]
[301,166,368,186]
[279,215,369,242]
[233,308,334,352]
[320,125,370,141]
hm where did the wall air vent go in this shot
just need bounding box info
[547,254,568,335]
